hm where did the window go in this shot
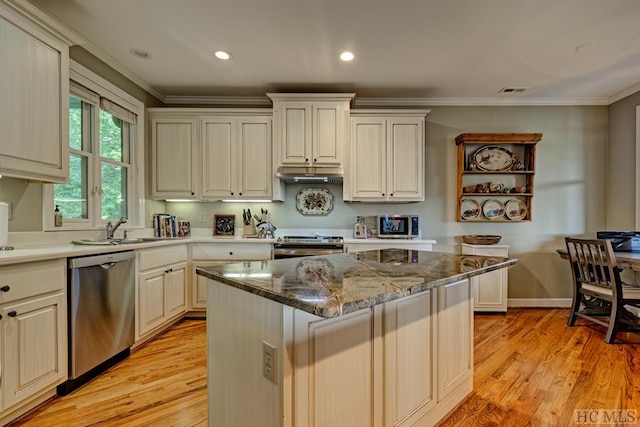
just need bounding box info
[43,60,144,230]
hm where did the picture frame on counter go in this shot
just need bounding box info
[213,214,235,237]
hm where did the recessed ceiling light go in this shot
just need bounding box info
[340,51,355,62]
[214,50,233,60]
[129,48,152,59]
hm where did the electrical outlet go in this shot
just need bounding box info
[263,341,277,384]
[199,212,206,222]
[2,201,11,220]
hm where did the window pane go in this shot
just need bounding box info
[54,154,88,219]
[100,109,123,161]
[101,162,127,220]
[69,96,83,151]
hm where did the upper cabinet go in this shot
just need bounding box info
[346,110,429,202]
[0,4,71,182]
[150,115,199,200]
[148,109,274,201]
[268,93,354,168]
[201,115,272,200]
[455,133,542,222]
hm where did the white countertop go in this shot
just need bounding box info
[0,230,436,266]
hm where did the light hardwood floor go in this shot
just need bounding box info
[10,309,640,426]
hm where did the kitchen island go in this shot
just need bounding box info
[197,249,516,427]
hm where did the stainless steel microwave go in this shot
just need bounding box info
[368,215,420,239]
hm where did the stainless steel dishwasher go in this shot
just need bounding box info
[58,251,135,395]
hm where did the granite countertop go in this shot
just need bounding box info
[197,249,517,318]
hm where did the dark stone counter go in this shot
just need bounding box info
[197,249,517,318]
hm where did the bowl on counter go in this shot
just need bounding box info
[462,235,502,245]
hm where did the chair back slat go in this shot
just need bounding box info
[565,238,621,297]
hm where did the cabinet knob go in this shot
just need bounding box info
[229,251,234,256]
[382,193,385,196]
[390,193,394,197]
[191,192,195,196]
[239,193,242,196]
[0,314,2,320]
[230,192,234,196]
[305,158,309,162]
[165,268,173,273]
[8,310,17,317]
[313,158,317,162]
[0,285,9,292]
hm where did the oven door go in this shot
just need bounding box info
[273,247,344,259]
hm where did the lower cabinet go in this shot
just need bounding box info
[0,259,67,423]
[461,243,509,312]
[208,278,473,427]
[345,240,434,252]
[190,242,272,312]
[137,245,188,339]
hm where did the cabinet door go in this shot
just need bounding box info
[312,102,343,166]
[0,8,69,183]
[238,118,272,198]
[2,293,66,409]
[384,291,436,425]
[202,117,236,198]
[165,263,187,319]
[387,118,424,201]
[138,268,167,336]
[279,102,311,165]
[437,279,473,401]
[150,117,198,199]
[350,118,387,199]
[191,261,230,310]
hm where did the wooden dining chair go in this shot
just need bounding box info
[565,237,640,343]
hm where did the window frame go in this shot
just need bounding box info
[43,60,145,231]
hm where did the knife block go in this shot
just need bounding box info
[243,219,258,238]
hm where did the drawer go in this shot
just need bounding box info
[462,246,508,257]
[192,243,272,261]
[138,244,188,271]
[0,259,66,304]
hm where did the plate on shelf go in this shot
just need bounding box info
[471,145,515,172]
[460,199,481,221]
[482,199,505,220]
[505,199,528,221]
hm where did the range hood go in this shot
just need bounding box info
[275,166,343,184]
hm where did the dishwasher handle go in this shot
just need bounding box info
[100,262,118,270]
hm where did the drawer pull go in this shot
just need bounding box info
[165,268,173,273]
[8,311,17,317]
[0,285,9,292]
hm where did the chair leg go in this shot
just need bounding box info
[605,299,622,344]
[567,288,582,326]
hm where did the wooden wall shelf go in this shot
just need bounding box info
[456,133,542,222]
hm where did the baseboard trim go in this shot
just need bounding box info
[508,298,572,308]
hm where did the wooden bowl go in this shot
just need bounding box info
[462,235,502,245]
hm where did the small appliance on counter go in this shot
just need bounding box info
[353,216,368,239]
[367,215,420,239]
[596,231,640,252]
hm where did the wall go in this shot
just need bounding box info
[166,105,607,302]
[608,91,640,229]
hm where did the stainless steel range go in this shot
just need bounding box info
[273,235,345,259]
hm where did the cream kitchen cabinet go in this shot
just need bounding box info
[201,115,272,200]
[149,114,199,200]
[0,4,70,183]
[137,245,188,339]
[268,93,354,168]
[347,111,429,202]
[189,243,272,312]
[0,259,67,423]
[461,243,509,312]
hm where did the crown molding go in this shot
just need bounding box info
[353,97,609,107]
[163,95,272,106]
[2,0,85,45]
[609,82,640,105]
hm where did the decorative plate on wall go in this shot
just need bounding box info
[296,188,334,216]
[471,145,515,171]
[460,199,481,221]
[482,199,505,220]
[505,199,528,221]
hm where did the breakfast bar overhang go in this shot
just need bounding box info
[197,249,517,427]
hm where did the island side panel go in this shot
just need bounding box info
[207,280,286,427]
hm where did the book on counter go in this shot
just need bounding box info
[153,214,190,238]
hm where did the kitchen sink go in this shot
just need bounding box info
[71,237,179,246]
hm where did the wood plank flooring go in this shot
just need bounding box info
[9,309,640,426]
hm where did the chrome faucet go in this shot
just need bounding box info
[106,217,127,240]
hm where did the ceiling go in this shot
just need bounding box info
[28,0,640,105]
